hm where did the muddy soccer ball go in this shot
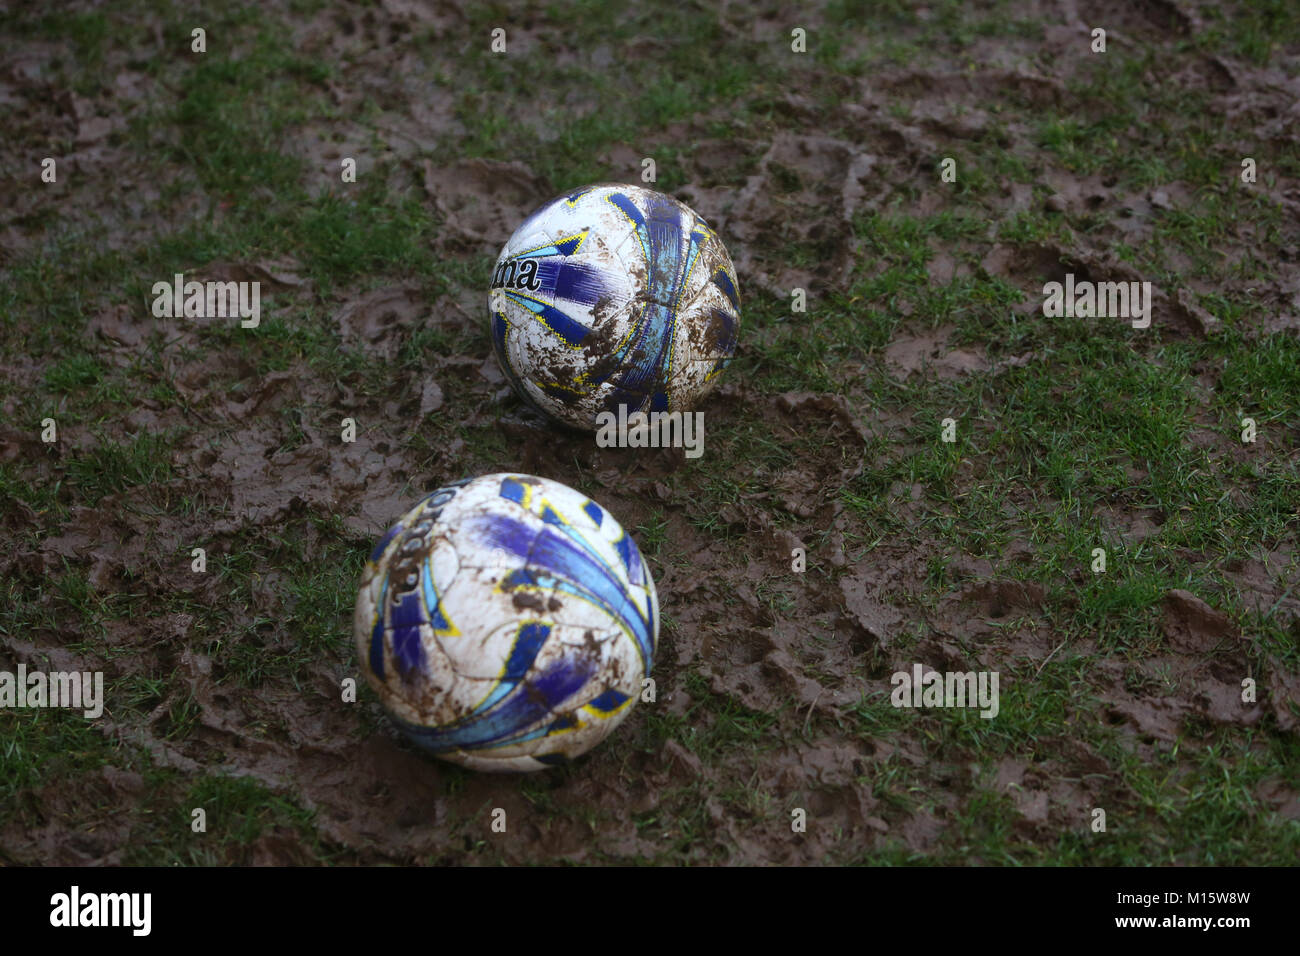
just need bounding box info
[354,473,658,771]
[488,183,741,430]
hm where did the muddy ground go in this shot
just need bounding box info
[1,0,1298,864]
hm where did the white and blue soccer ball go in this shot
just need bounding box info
[354,473,658,771]
[489,183,741,431]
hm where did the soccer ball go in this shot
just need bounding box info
[488,183,741,430]
[354,473,658,771]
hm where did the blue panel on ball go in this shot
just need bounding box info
[548,713,579,732]
[552,233,585,256]
[586,689,631,713]
[711,267,739,311]
[389,589,427,679]
[500,476,527,506]
[369,575,389,680]
[503,622,550,682]
[505,291,591,348]
[536,261,614,306]
[396,655,594,752]
[598,190,698,414]
[473,513,654,673]
[421,557,454,634]
[614,532,644,586]
[369,522,402,563]
[491,312,509,352]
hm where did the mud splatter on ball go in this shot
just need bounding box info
[355,473,657,771]
[488,184,740,430]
